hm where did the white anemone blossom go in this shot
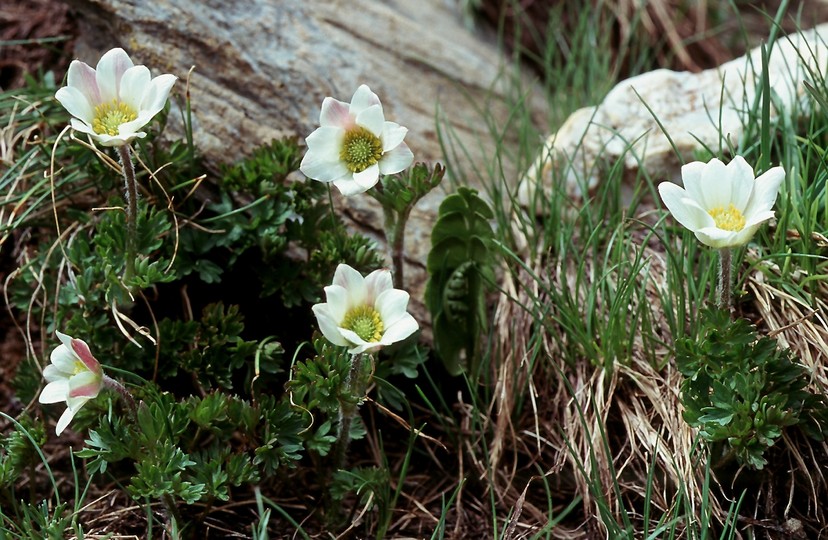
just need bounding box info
[300,84,414,196]
[312,264,419,355]
[658,156,785,248]
[55,47,177,147]
[39,331,104,436]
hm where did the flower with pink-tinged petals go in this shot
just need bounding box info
[300,84,414,196]
[312,264,419,355]
[39,331,104,436]
[55,47,176,147]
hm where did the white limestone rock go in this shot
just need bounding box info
[519,23,828,206]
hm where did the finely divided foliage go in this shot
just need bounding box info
[3,3,828,539]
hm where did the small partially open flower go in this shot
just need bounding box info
[312,264,418,354]
[39,331,104,436]
[658,156,785,248]
[55,48,177,147]
[300,85,414,196]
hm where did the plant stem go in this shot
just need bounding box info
[103,374,137,419]
[387,206,412,290]
[333,353,366,471]
[718,248,732,311]
[118,145,138,286]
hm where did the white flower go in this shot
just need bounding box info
[312,264,419,354]
[300,84,414,196]
[39,331,104,436]
[658,156,785,248]
[55,48,177,147]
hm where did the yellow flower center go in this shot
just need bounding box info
[340,126,383,173]
[708,204,746,232]
[342,305,384,343]
[72,360,88,375]
[92,100,138,136]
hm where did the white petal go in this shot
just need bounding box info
[140,73,176,116]
[658,182,714,232]
[43,364,68,383]
[363,269,393,306]
[697,158,730,209]
[70,117,96,135]
[320,97,354,128]
[381,122,408,152]
[55,407,76,436]
[742,209,775,228]
[116,112,153,137]
[50,343,77,373]
[338,328,379,355]
[352,164,380,190]
[378,143,413,175]
[333,264,366,307]
[39,380,69,404]
[730,224,763,247]
[725,156,756,212]
[305,126,344,157]
[375,288,410,328]
[743,166,784,218]
[118,65,151,112]
[96,48,134,103]
[55,86,95,124]
[333,176,371,196]
[323,284,350,322]
[680,160,706,196]
[355,104,385,136]
[695,227,740,248]
[300,154,350,183]
[312,304,349,346]
[381,313,419,346]
[349,85,381,116]
[66,60,101,105]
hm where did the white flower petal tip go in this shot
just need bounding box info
[56,47,176,147]
[300,85,413,196]
[39,331,104,436]
[312,264,419,355]
[660,156,784,249]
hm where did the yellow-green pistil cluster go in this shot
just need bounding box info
[708,204,746,232]
[92,100,137,136]
[342,304,383,343]
[340,126,383,173]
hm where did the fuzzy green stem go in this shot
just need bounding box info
[332,353,366,471]
[117,145,138,286]
[718,248,732,311]
[103,374,137,419]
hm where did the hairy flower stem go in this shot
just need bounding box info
[718,248,732,311]
[333,353,366,471]
[118,145,138,286]
[103,374,137,419]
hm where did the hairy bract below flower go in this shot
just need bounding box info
[658,156,785,248]
[39,331,104,436]
[55,47,177,147]
[313,264,419,354]
[300,84,414,196]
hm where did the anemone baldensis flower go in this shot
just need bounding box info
[55,47,176,147]
[658,156,785,248]
[38,331,104,436]
[300,84,414,196]
[312,263,419,355]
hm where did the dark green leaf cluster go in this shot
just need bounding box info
[0,414,45,490]
[78,390,306,506]
[676,307,828,469]
[425,187,496,375]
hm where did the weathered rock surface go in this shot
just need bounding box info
[65,0,547,320]
[519,23,828,205]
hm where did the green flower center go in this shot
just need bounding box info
[340,126,383,173]
[92,100,138,136]
[342,305,384,343]
[708,204,746,232]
